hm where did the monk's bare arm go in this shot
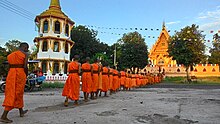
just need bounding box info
[78,63,82,75]
[91,65,93,76]
[24,53,28,76]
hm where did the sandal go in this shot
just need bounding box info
[64,100,68,107]
[20,110,28,117]
[0,118,13,123]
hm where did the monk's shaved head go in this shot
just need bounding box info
[19,42,29,48]
[19,42,29,52]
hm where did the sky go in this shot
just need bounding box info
[0,0,220,53]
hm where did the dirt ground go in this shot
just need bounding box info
[0,85,220,124]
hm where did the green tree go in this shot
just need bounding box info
[168,24,206,81]
[4,40,21,52]
[29,45,39,72]
[70,25,112,63]
[117,31,148,72]
[0,46,8,76]
[91,52,112,65]
[208,33,220,66]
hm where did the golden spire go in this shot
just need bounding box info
[49,0,61,9]
[162,21,166,30]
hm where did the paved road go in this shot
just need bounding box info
[145,83,220,89]
[0,86,219,124]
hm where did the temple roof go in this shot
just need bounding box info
[50,0,61,9]
[35,0,74,24]
[149,23,170,58]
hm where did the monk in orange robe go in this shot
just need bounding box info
[124,71,129,90]
[117,72,121,91]
[120,70,126,90]
[91,59,100,99]
[109,68,113,95]
[98,62,103,96]
[1,43,29,123]
[128,71,132,90]
[131,73,136,88]
[100,62,109,96]
[81,57,93,102]
[62,55,81,106]
[112,68,119,92]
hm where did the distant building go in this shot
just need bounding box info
[34,0,74,77]
[148,22,176,67]
[143,22,220,77]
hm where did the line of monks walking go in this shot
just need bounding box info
[62,55,163,106]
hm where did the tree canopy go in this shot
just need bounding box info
[117,31,148,72]
[70,25,112,63]
[168,24,206,80]
[4,40,21,52]
[208,33,220,66]
[0,46,8,76]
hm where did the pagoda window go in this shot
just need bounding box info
[42,41,48,52]
[53,62,59,74]
[42,62,47,73]
[158,59,164,65]
[161,43,165,46]
[43,20,49,33]
[55,21,60,34]
[53,41,59,52]
[65,24,69,36]
[64,62,68,74]
[65,43,68,54]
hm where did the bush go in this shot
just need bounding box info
[163,77,185,83]
[42,82,64,88]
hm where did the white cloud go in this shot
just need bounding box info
[196,6,220,32]
[199,19,220,31]
[166,21,181,25]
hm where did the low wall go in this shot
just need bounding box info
[143,64,220,77]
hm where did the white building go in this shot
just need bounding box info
[34,0,74,77]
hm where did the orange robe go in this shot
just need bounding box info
[101,67,109,92]
[120,71,126,86]
[136,74,140,87]
[118,77,121,89]
[125,73,129,88]
[98,64,103,90]
[109,69,113,90]
[62,61,80,100]
[92,63,99,92]
[112,70,118,91]
[131,74,136,87]
[145,76,149,85]
[81,63,92,93]
[128,75,132,88]
[3,50,27,111]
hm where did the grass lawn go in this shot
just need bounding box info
[42,82,64,88]
[162,76,220,85]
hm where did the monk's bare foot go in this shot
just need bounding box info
[64,100,68,107]
[74,101,79,106]
[84,99,89,102]
[20,110,28,117]
[0,117,13,123]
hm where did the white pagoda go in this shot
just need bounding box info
[34,0,74,76]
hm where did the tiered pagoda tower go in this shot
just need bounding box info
[148,22,176,67]
[34,0,74,75]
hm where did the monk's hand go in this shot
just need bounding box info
[24,67,28,76]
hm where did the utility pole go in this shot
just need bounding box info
[113,44,117,69]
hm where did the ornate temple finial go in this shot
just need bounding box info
[50,0,61,9]
[162,21,166,30]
